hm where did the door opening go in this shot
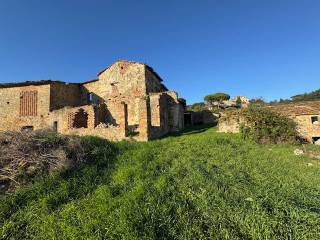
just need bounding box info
[53,121,58,132]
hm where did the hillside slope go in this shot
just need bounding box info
[1,126,320,239]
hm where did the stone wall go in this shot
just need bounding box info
[0,60,184,141]
[82,61,146,129]
[0,84,51,131]
[50,83,82,111]
[148,91,185,139]
[51,102,128,141]
[82,60,184,141]
[218,111,243,133]
[149,93,169,139]
[165,91,184,132]
[150,94,162,127]
[218,110,320,143]
[294,115,320,142]
[145,67,165,93]
[218,118,241,133]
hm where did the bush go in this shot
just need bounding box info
[240,106,298,144]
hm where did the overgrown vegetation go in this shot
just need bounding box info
[186,102,206,111]
[1,126,320,239]
[240,107,298,144]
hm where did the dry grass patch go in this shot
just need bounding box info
[0,130,85,194]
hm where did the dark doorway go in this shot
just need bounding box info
[53,121,58,132]
[184,113,192,126]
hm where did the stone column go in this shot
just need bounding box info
[137,97,150,141]
[112,101,128,138]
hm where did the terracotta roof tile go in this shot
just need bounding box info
[268,101,320,116]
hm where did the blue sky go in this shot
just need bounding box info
[0,0,319,104]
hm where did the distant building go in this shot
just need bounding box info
[207,96,250,109]
[218,101,320,143]
[0,60,184,141]
[268,101,320,143]
[229,96,250,108]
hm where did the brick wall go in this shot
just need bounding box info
[0,84,51,131]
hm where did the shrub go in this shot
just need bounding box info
[239,106,298,144]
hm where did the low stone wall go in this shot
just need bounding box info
[65,127,126,141]
[218,118,241,133]
[218,111,243,133]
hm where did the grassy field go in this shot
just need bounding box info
[1,125,320,239]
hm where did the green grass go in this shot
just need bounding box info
[1,125,320,239]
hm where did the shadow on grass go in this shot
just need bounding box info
[0,136,121,223]
[1,124,216,223]
[166,123,217,138]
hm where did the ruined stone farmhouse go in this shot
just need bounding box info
[218,101,320,143]
[268,101,320,143]
[0,60,185,141]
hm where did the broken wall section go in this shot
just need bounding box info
[145,66,167,93]
[293,115,320,142]
[149,91,184,140]
[52,101,128,141]
[50,83,82,111]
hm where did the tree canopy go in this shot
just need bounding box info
[269,88,320,104]
[249,97,267,106]
[186,102,206,112]
[291,89,320,102]
[204,93,230,104]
